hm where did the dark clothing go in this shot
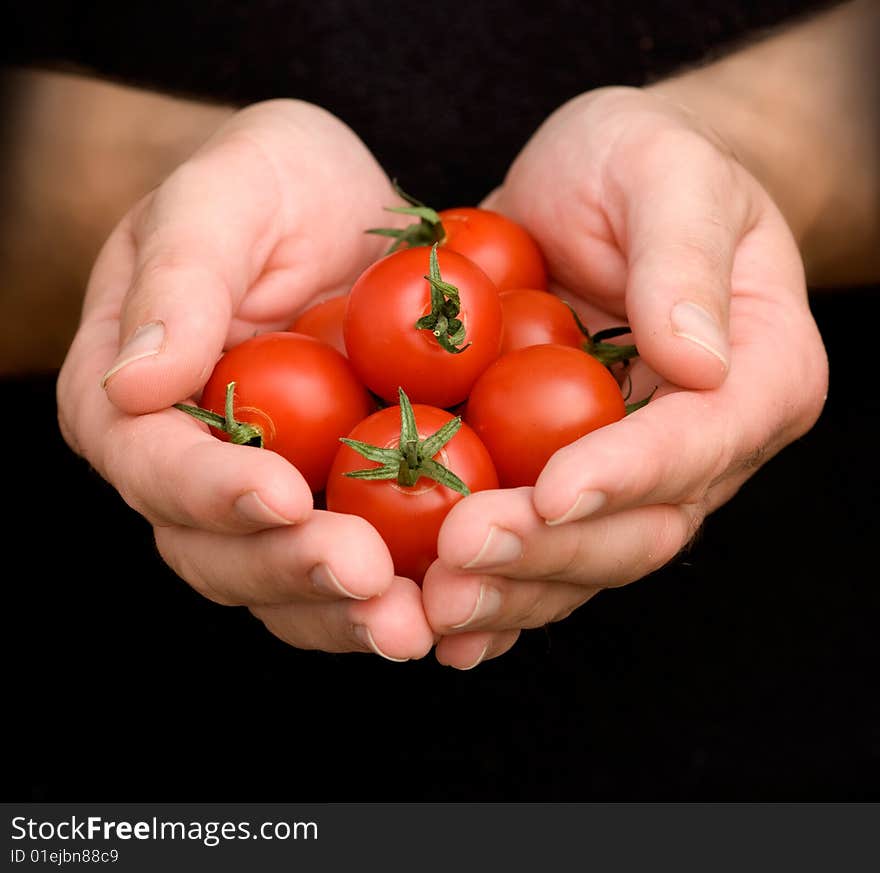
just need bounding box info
[8,1,826,204]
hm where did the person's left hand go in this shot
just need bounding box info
[420,86,829,669]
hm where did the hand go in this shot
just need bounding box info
[422,86,829,669]
[57,99,434,661]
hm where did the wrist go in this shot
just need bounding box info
[0,68,235,373]
[647,2,880,287]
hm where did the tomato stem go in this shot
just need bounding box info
[625,385,658,415]
[365,182,446,254]
[566,305,640,367]
[414,244,471,354]
[174,382,264,447]
[341,388,470,495]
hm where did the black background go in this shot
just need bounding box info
[3,0,878,800]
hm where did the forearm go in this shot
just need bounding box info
[649,0,880,287]
[0,68,235,374]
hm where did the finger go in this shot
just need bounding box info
[98,132,286,413]
[434,630,521,671]
[437,488,700,586]
[610,130,757,389]
[534,386,741,526]
[59,267,316,533]
[154,510,395,606]
[96,103,399,415]
[61,332,315,535]
[108,410,315,531]
[422,559,599,634]
[533,210,828,529]
[253,576,435,661]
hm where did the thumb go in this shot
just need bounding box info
[99,134,283,414]
[616,140,754,390]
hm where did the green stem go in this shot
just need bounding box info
[341,388,470,495]
[567,306,640,367]
[414,244,470,354]
[174,382,264,447]
[364,182,446,253]
[625,386,658,415]
[586,339,640,367]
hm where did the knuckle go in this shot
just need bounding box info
[549,589,596,624]
[56,401,81,458]
[795,330,830,433]
[154,529,240,607]
[512,597,555,630]
[664,230,731,281]
[621,124,722,182]
[643,505,700,575]
[551,536,594,585]
[250,605,309,649]
[99,420,150,516]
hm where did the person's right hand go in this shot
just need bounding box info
[57,99,434,661]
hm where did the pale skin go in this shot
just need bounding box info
[55,98,436,661]
[5,0,877,665]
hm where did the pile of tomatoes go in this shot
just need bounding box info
[177,193,643,583]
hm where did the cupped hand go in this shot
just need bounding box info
[57,99,433,661]
[423,86,829,669]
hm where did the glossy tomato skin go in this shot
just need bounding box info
[199,332,373,493]
[290,295,348,357]
[464,344,626,488]
[344,246,503,408]
[325,404,499,584]
[499,288,584,354]
[439,207,548,292]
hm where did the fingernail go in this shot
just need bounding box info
[546,489,607,526]
[353,625,409,662]
[670,301,729,369]
[456,644,490,671]
[451,585,502,629]
[101,321,166,387]
[234,490,298,527]
[310,563,368,600]
[462,526,523,569]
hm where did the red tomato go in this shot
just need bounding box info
[290,295,348,356]
[438,207,548,292]
[499,288,584,354]
[344,245,503,408]
[198,332,373,493]
[464,344,626,488]
[326,402,498,583]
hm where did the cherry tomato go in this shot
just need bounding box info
[370,194,547,292]
[197,332,373,493]
[499,288,584,354]
[464,343,626,488]
[289,295,348,356]
[344,244,503,408]
[437,207,548,292]
[326,397,498,583]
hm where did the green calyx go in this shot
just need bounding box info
[365,182,446,254]
[174,381,263,447]
[341,388,470,496]
[414,243,470,354]
[566,305,640,367]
